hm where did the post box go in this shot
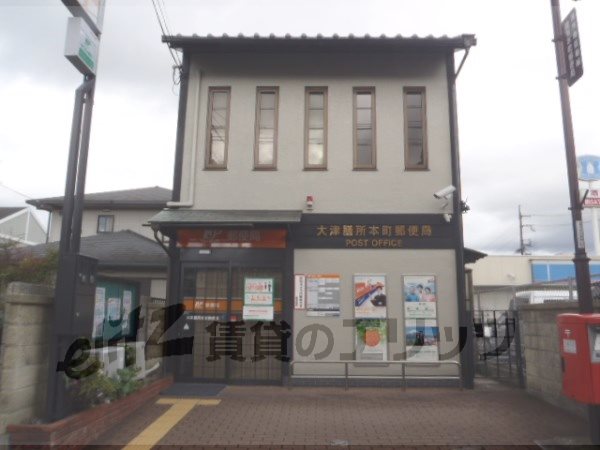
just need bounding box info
[557,313,600,404]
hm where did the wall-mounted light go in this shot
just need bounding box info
[306,195,314,210]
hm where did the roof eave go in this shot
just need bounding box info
[163,34,477,52]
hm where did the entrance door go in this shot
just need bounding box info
[179,264,284,384]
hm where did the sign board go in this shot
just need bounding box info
[177,229,287,249]
[582,189,600,208]
[294,275,306,310]
[242,305,274,321]
[577,155,600,182]
[62,0,106,36]
[243,278,274,306]
[561,8,583,87]
[305,274,341,317]
[64,17,99,76]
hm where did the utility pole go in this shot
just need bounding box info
[517,205,533,255]
[550,0,599,444]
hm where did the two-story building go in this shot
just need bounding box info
[150,34,478,387]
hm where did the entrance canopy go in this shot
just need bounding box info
[149,209,302,230]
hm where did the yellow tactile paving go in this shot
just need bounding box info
[122,397,221,450]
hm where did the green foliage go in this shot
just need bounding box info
[0,241,58,288]
[74,359,144,407]
[124,344,136,368]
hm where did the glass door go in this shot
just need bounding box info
[180,264,284,383]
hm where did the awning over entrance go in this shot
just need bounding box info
[148,209,303,228]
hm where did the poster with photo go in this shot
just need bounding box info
[403,275,437,303]
[355,319,388,361]
[405,319,440,361]
[353,274,387,319]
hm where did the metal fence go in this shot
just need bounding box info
[472,274,600,387]
[473,309,524,387]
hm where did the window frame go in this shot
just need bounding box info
[253,86,280,170]
[204,86,231,170]
[353,87,377,170]
[304,87,328,170]
[403,86,428,171]
[97,215,114,233]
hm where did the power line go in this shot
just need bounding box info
[150,0,181,68]
[0,182,32,200]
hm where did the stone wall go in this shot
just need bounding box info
[0,283,167,436]
[518,300,600,418]
[0,282,53,435]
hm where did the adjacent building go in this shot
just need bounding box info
[0,207,46,246]
[149,33,477,386]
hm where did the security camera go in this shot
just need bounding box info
[434,185,456,199]
[443,213,453,223]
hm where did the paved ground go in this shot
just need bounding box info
[91,379,589,448]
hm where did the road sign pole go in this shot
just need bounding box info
[550,1,600,444]
[550,0,593,314]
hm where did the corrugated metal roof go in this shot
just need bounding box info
[149,209,303,226]
[163,33,476,51]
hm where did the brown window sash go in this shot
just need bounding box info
[353,87,376,170]
[304,87,328,170]
[254,87,279,170]
[403,87,428,170]
[205,87,231,170]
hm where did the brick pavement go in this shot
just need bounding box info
[91,379,589,448]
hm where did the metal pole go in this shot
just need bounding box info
[45,77,95,421]
[550,0,594,314]
[550,1,599,444]
[518,205,525,255]
[70,77,96,254]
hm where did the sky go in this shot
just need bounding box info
[1,0,599,255]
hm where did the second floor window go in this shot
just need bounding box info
[254,87,279,169]
[404,87,428,170]
[97,215,114,233]
[205,87,231,169]
[353,87,376,170]
[304,87,327,169]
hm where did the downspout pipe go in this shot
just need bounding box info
[447,45,475,389]
[167,51,192,207]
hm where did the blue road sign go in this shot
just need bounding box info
[577,155,600,182]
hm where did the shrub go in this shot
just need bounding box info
[0,241,58,289]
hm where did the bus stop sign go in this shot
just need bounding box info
[562,8,583,87]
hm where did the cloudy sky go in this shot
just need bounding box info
[1,0,599,255]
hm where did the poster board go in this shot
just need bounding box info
[353,274,387,319]
[243,277,274,320]
[92,286,106,338]
[306,274,341,317]
[353,274,388,361]
[355,319,388,361]
[403,275,439,361]
[294,275,306,310]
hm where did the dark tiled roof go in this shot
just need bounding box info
[164,33,477,51]
[0,207,25,221]
[464,248,487,264]
[21,230,167,270]
[27,186,171,211]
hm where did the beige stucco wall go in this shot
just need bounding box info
[48,209,158,242]
[178,51,453,214]
[292,249,459,378]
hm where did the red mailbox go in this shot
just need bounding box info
[557,313,600,404]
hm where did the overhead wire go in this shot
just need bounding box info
[150,0,181,69]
